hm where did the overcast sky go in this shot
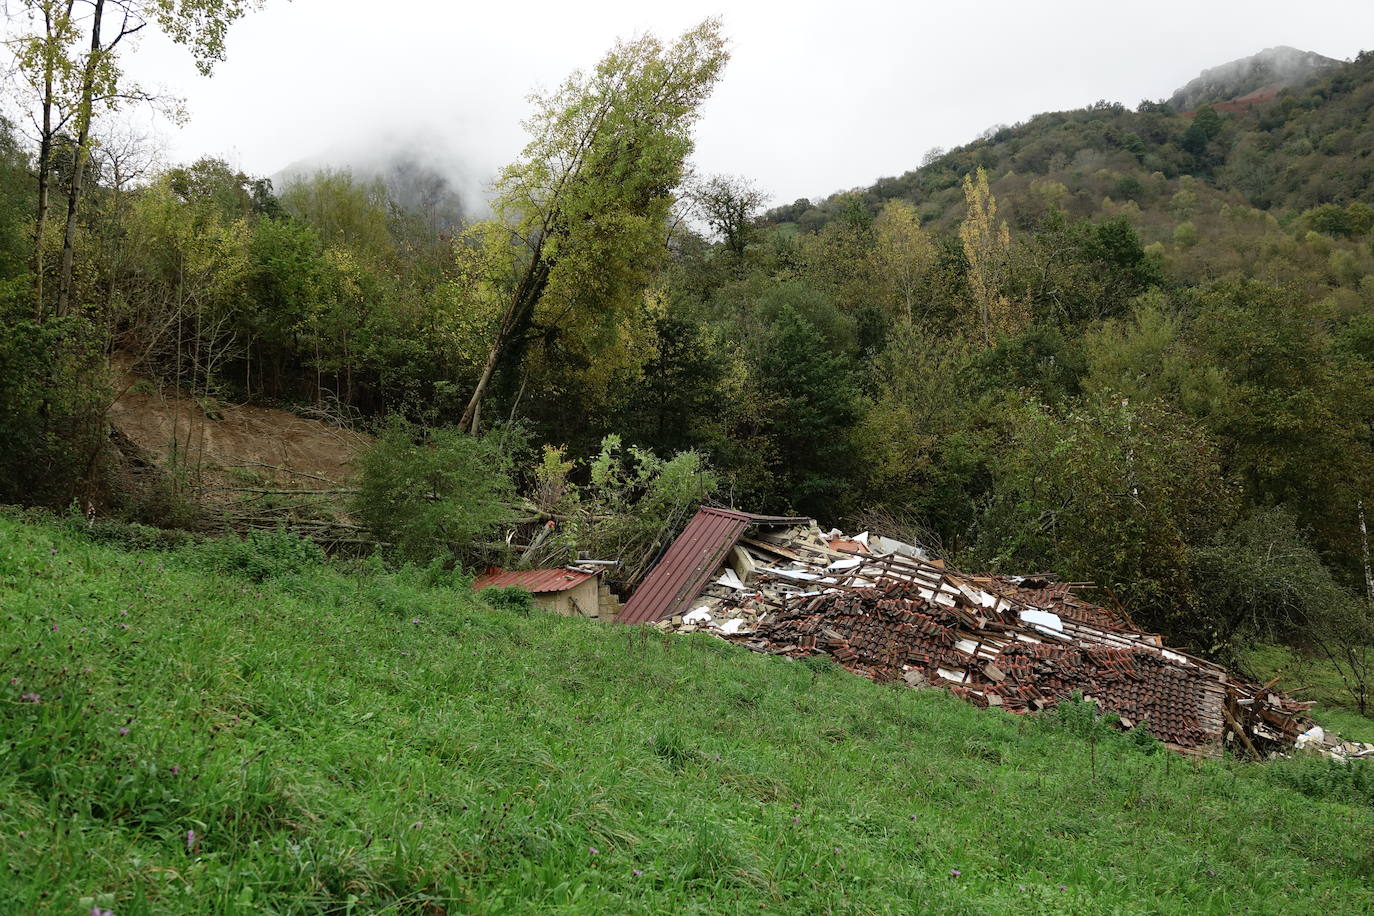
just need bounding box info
[54,0,1374,206]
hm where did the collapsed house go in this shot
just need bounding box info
[619,507,1374,761]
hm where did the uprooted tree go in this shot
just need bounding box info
[456,18,728,434]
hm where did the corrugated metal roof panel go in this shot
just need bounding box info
[617,507,757,624]
[472,567,596,594]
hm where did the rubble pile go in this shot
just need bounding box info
[646,515,1374,760]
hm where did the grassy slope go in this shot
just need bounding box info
[1,514,1372,915]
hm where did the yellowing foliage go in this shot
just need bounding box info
[959,167,1024,345]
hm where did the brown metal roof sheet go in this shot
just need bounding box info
[472,567,596,594]
[618,507,809,625]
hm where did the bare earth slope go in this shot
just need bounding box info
[105,358,371,530]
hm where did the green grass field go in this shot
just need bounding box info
[2,511,1372,914]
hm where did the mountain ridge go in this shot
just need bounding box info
[1169,45,1343,111]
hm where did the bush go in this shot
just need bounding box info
[577,435,719,580]
[1261,754,1374,807]
[67,516,197,552]
[0,310,109,508]
[353,419,518,568]
[1040,692,1119,742]
[196,528,326,581]
[478,586,536,616]
[1192,509,1334,638]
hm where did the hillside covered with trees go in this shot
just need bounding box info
[1,11,1372,702]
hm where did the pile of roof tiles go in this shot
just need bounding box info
[652,518,1374,759]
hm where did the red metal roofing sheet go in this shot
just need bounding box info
[617,507,755,624]
[471,567,596,594]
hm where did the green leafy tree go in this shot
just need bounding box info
[753,305,861,518]
[456,19,728,432]
[689,173,766,259]
[858,321,989,549]
[1183,280,1374,567]
[279,169,395,256]
[617,312,728,456]
[6,0,266,319]
[969,394,1236,634]
[1009,213,1162,326]
[243,216,327,397]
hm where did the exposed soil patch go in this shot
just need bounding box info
[105,356,372,530]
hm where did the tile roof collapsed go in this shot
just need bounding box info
[629,508,1374,761]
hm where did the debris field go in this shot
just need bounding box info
[625,508,1374,761]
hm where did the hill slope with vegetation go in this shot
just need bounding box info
[1,5,1374,842]
[1,511,1372,914]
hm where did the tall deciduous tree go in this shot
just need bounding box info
[7,0,81,314]
[7,0,263,318]
[870,198,934,322]
[959,167,1020,346]
[457,19,728,433]
[689,173,765,258]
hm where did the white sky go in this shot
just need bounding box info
[19,0,1374,206]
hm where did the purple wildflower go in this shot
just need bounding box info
[950,869,961,878]
[170,764,180,775]
[589,847,599,855]
[50,548,56,556]
[91,907,113,916]
[1059,885,1068,891]
[20,692,40,703]
[118,727,129,736]
[186,829,196,852]
[632,868,643,877]
[50,623,58,632]
[410,617,421,624]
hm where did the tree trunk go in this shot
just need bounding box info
[1360,499,1374,605]
[459,253,551,434]
[460,335,504,434]
[31,3,73,319]
[55,0,104,319]
[34,78,52,318]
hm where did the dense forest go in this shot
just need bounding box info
[1,9,1372,693]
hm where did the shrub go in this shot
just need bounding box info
[0,310,109,508]
[577,434,718,580]
[479,586,536,616]
[68,516,196,552]
[1192,508,1374,714]
[352,419,518,568]
[1261,754,1374,807]
[196,528,326,581]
